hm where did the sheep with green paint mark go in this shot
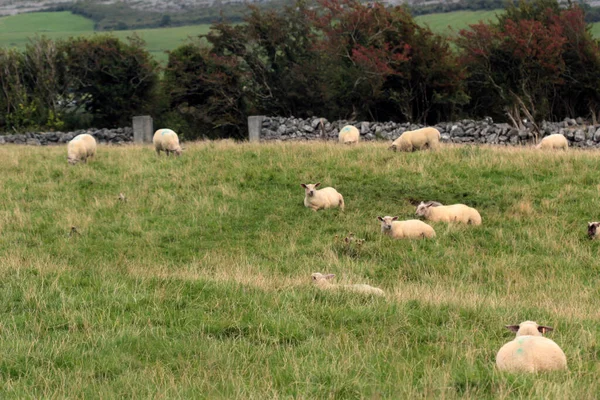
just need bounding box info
[496,321,567,373]
[338,125,360,144]
[153,129,182,156]
[67,134,97,165]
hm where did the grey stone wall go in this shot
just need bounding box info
[0,127,133,146]
[259,116,600,148]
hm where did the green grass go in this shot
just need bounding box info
[415,9,501,35]
[0,141,598,397]
[0,12,211,63]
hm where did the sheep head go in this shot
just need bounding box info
[301,183,321,197]
[505,321,554,337]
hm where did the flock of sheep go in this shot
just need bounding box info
[318,125,571,374]
[64,124,571,374]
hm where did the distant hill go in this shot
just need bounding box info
[0,0,262,16]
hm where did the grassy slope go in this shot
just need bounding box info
[0,141,598,397]
[0,12,211,63]
[415,9,500,35]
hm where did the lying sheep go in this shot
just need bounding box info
[588,222,600,239]
[415,201,482,225]
[153,129,183,156]
[377,216,436,239]
[389,127,440,152]
[301,183,344,211]
[338,125,360,144]
[535,134,568,150]
[67,134,97,165]
[311,272,384,296]
[496,321,567,373]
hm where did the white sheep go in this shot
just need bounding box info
[535,134,568,150]
[496,321,567,373]
[588,222,600,239]
[415,201,482,225]
[377,216,436,239]
[311,273,384,296]
[338,125,360,144]
[153,129,183,156]
[67,134,97,165]
[389,127,441,152]
[301,183,344,211]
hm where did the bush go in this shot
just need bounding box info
[61,35,159,128]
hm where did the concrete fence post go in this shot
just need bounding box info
[248,116,265,142]
[133,115,153,144]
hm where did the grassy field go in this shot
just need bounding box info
[0,141,598,397]
[415,9,501,35]
[0,12,211,63]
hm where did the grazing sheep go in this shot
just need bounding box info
[153,129,183,156]
[496,321,567,373]
[377,216,436,239]
[301,183,345,211]
[67,134,97,165]
[415,201,482,225]
[311,273,384,296]
[389,127,441,152]
[535,134,568,150]
[588,222,600,239]
[338,125,360,144]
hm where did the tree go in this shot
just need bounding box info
[61,35,158,127]
[163,42,246,138]
[313,0,468,122]
[457,0,600,127]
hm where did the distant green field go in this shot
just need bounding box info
[0,12,211,63]
[2,10,600,63]
[415,10,501,35]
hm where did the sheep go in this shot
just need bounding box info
[338,125,360,144]
[153,129,183,156]
[311,272,384,296]
[535,134,568,150]
[67,134,97,165]
[588,222,600,239]
[496,321,567,373]
[301,183,344,211]
[389,127,441,152]
[415,201,482,225]
[377,216,436,239]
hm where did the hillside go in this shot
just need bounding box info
[0,141,598,397]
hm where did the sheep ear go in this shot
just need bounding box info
[505,325,520,332]
[301,184,307,188]
[315,182,321,188]
[538,325,553,334]
[377,216,384,222]
[392,216,399,221]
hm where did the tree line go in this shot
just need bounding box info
[2,0,600,139]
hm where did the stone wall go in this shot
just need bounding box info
[0,127,133,146]
[260,116,600,148]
